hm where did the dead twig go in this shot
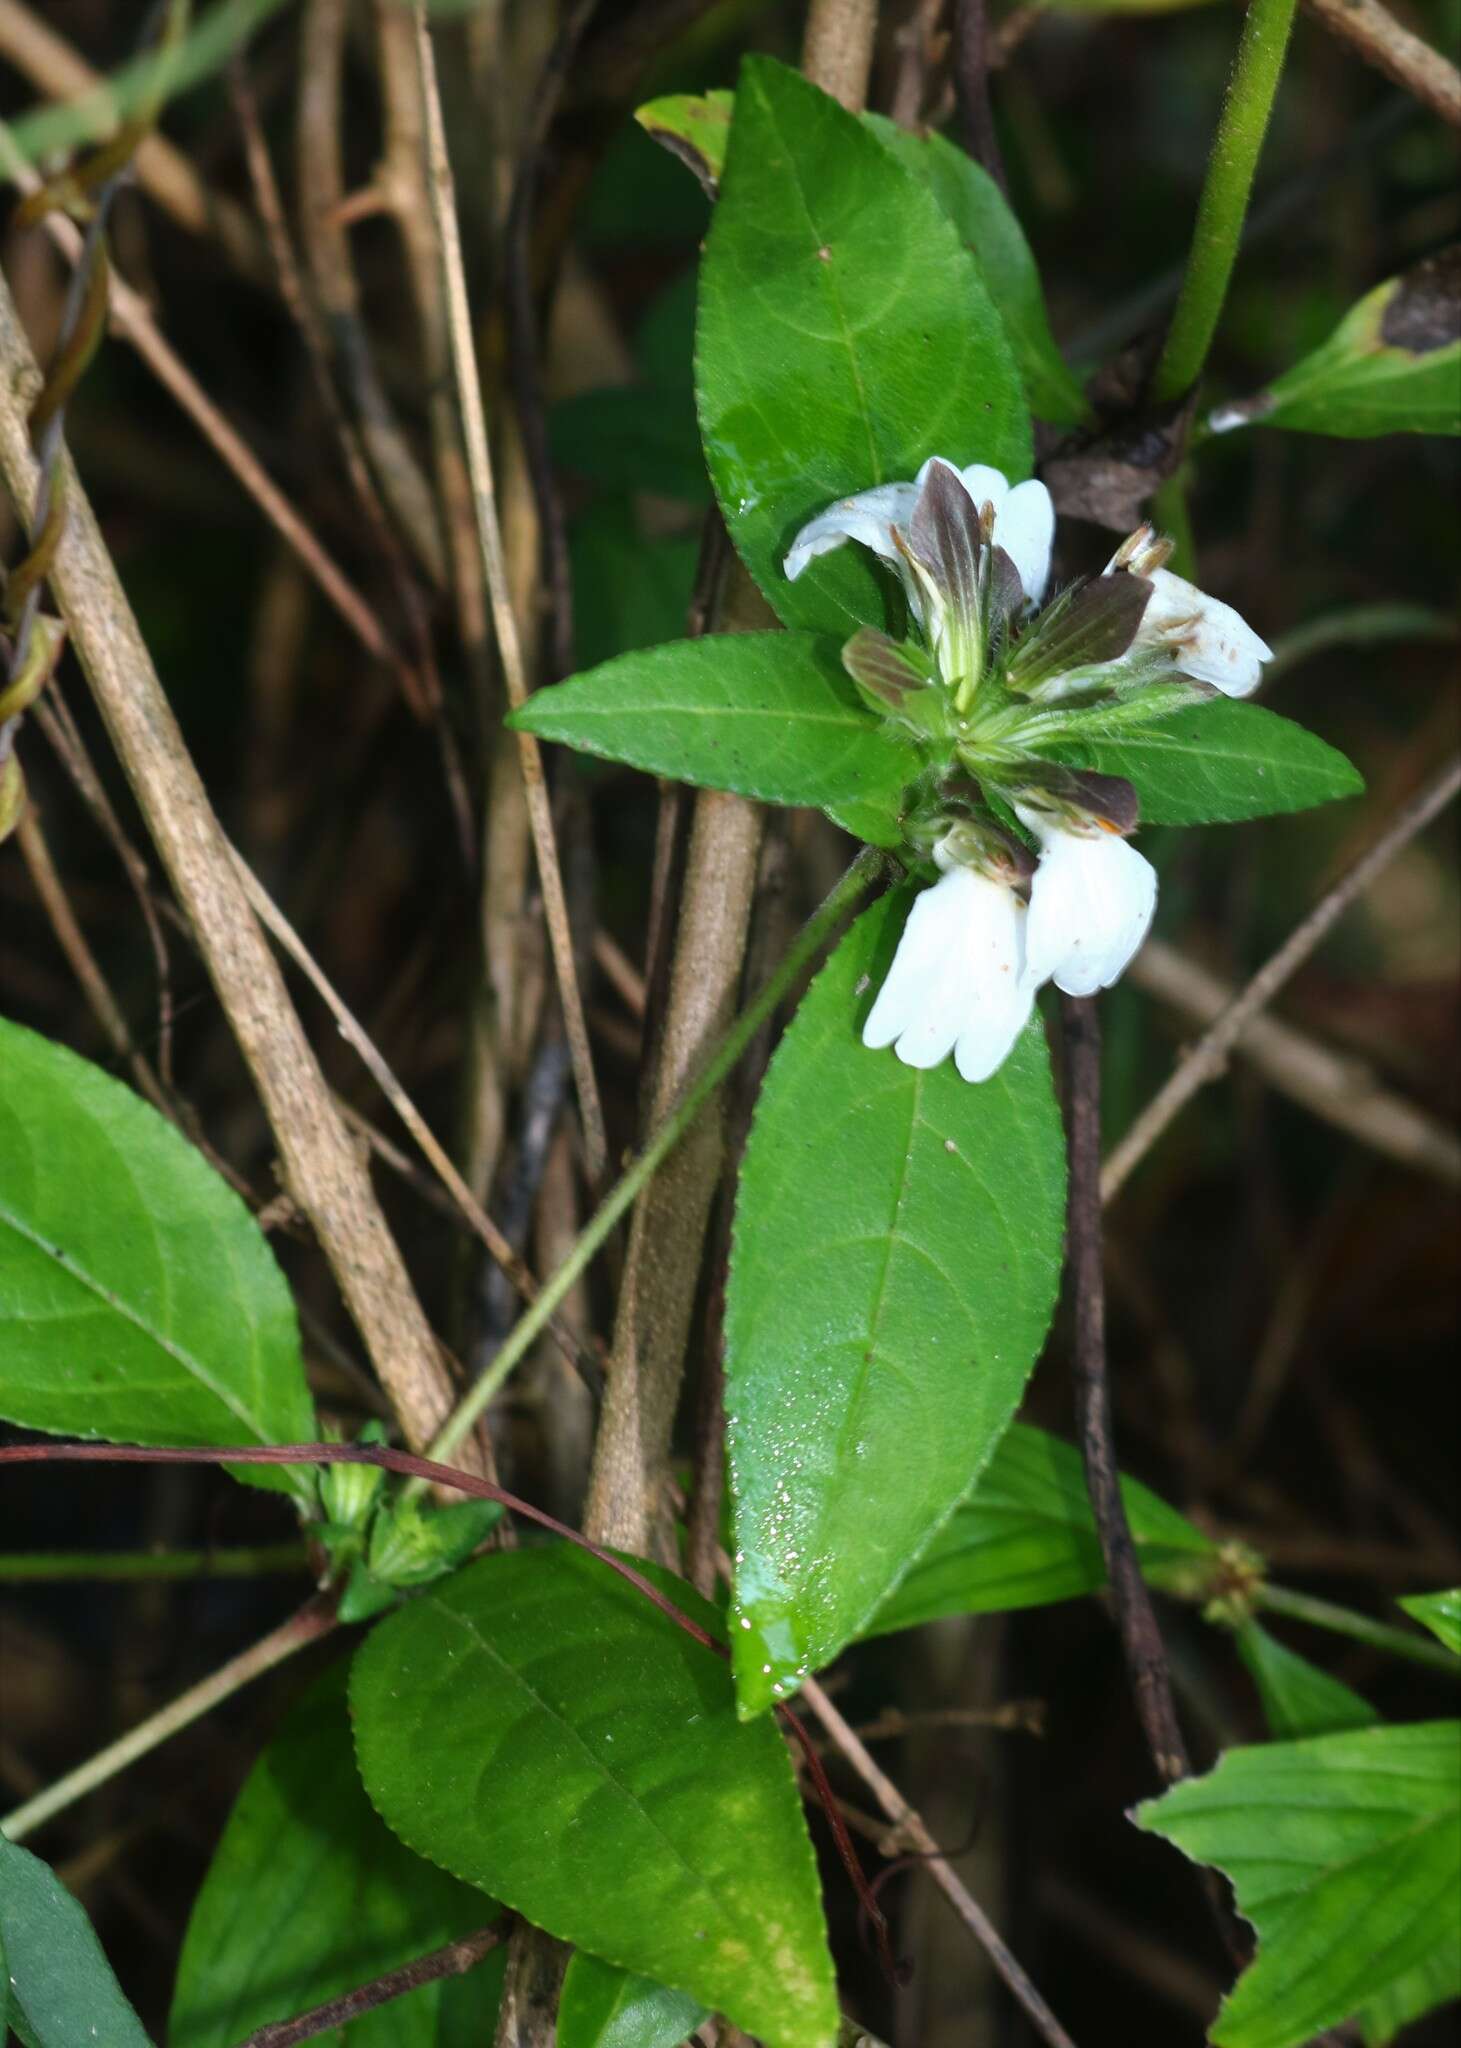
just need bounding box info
[503,0,600,683]
[1065,995,1192,1787]
[14,803,169,1117]
[0,0,267,278]
[801,0,881,113]
[1302,0,1461,127]
[1125,938,1461,1186]
[295,0,445,587]
[412,5,610,1190]
[953,0,1008,191]
[800,1676,1080,2048]
[229,49,454,763]
[581,572,770,1558]
[33,691,178,1092]
[229,844,599,1390]
[231,1921,512,2047]
[1105,756,1461,1203]
[0,267,473,1465]
[0,128,408,682]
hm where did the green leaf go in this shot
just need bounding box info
[635,90,735,198]
[508,632,915,828]
[862,118,1089,428]
[1399,1589,1461,1657]
[1357,1943,1461,2047]
[0,1018,316,1502]
[558,1953,707,2048]
[643,92,1087,433]
[1136,1721,1461,2048]
[1038,700,1364,825]
[1235,1622,1378,1740]
[725,895,1065,1716]
[350,1547,837,2048]
[0,1834,153,2048]
[170,1664,503,2047]
[697,57,1030,639]
[860,1423,1214,1637]
[1209,248,1461,439]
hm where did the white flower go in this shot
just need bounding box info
[862,847,1033,1083]
[786,459,1055,616]
[1017,805,1157,999]
[1107,532,1272,697]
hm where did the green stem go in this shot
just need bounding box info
[418,847,886,1479]
[1254,1582,1460,1678]
[1151,0,1300,406]
[2,1594,336,1843]
[1149,469,1196,580]
[0,1543,309,1582]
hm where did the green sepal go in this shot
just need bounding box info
[366,1498,503,1589]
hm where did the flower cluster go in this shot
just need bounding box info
[785,458,1272,1082]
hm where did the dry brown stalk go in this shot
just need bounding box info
[0,133,406,676]
[800,1676,1080,2048]
[582,767,767,1554]
[1104,755,1461,1203]
[0,269,473,1466]
[368,0,529,1205]
[580,0,883,1561]
[1302,0,1461,126]
[802,0,882,112]
[295,0,446,586]
[230,844,597,1385]
[1126,937,1461,1187]
[229,56,440,682]
[14,802,168,1118]
[0,0,267,279]
[412,4,610,1190]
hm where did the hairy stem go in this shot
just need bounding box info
[0,1545,308,1583]
[2,1596,336,1843]
[424,849,884,1476]
[1254,1582,1461,1677]
[1151,0,1301,404]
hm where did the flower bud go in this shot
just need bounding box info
[1013,766,1141,838]
[366,1498,503,1589]
[318,1421,388,1531]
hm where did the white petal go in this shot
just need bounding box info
[957,463,1011,516]
[993,479,1055,608]
[1138,567,1273,698]
[862,867,1030,1083]
[784,481,918,583]
[1018,817,1157,998]
[955,976,1035,1081]
[861,871,962,1050]
[889,944,971,1068]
